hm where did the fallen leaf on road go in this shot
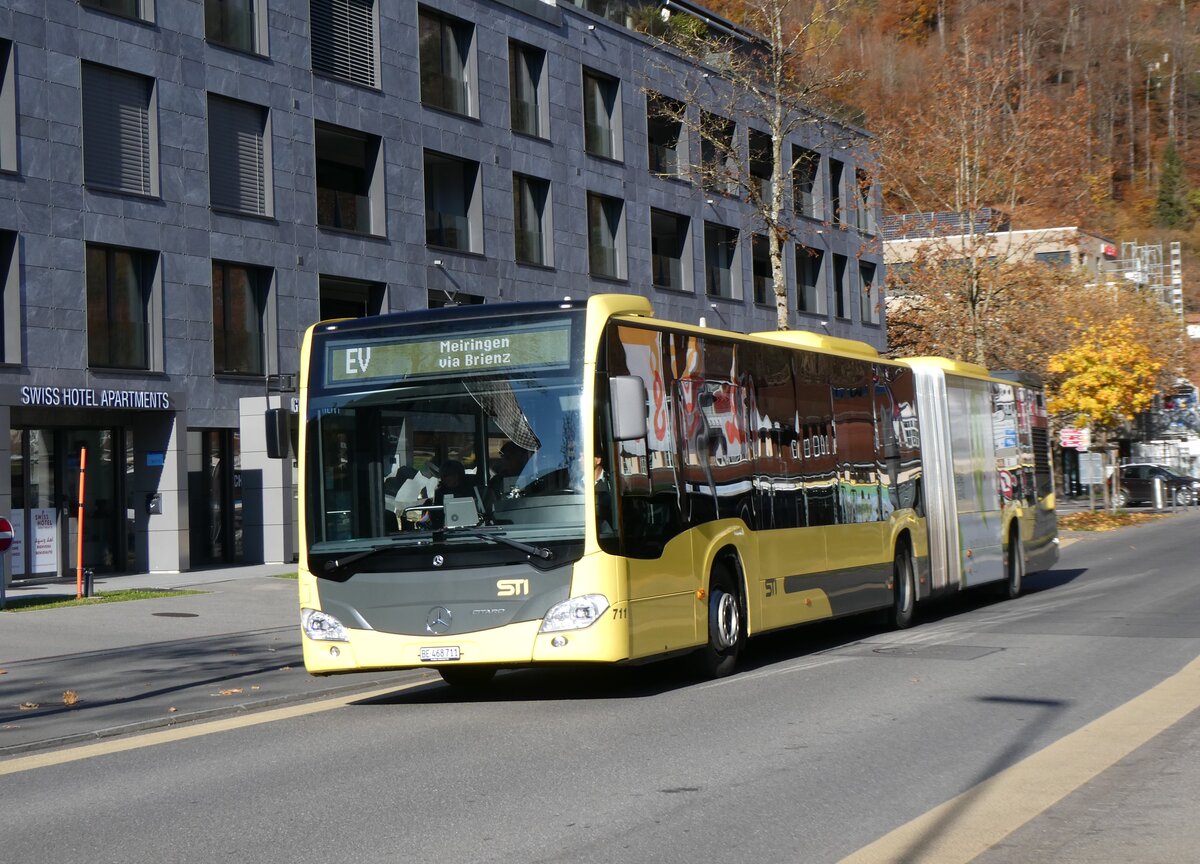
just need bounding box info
[251,685,260,691]
[18,702,39,711]
[167,707,177,713]
[62,690,79,706]
[911,677,921,684]
[218,688,244,696]
[0,669,7,675]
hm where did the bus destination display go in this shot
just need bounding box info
[325,323,571,385]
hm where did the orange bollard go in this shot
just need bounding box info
[75,447,87,599]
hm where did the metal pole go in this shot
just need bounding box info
[75,447,87,600]
[0,551,6,611]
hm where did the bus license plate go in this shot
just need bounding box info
[419,646,461,662]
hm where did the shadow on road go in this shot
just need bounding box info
[884,694,1071,864]
[357,569,1091,706]
[0,629,300,728]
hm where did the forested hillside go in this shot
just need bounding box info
[824,0,1200,313]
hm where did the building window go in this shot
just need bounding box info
[424,150,480,253]
[796,244,825,314]
[855,168,875,234]
[208,94,270,216]
[829,158,845,225]
[570,0,629,26]
[86,244,153,370]
[205,0,265,55]
[81,63,157,197]
[752,234,774,305]
[1,41,15,173]
[793,145,820,219]
[833,252,849,319]
[0,231,18,363]
[419,7,474,117]
[583,68,621,161]
[587,192,625,280]
[509,41,547,138]
[704,222,739,299]
[310,0,378,88]
[319,275,384,320]
[650,209,689,292]
[1035,250,1071,267]
[859,261,878,324]
[513,173,551,267]
[316,121,382,235]
[81,0,153,23]
[749,129,773,203]
[700,111,736,194]
[647,93,684,177]
[212,261,267,375]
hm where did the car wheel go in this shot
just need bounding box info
[1176,487,1195,507]
[1113,488,1129,508]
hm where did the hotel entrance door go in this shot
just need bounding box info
[9,427,134,579]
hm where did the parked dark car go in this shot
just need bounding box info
[1114,463,1200,507]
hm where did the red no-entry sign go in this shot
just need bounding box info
[0,516,13,552]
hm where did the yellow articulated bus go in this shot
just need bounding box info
[294,294,1057,686]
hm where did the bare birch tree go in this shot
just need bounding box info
[635,0,864,330]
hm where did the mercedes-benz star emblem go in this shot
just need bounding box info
[432,554,445,567]
[425,606,452,635]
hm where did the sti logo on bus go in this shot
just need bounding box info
[497,579,529,597]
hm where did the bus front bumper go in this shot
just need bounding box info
[302,602,632,674]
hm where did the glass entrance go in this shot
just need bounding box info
[10,426,129,579]
[188,428,244,565]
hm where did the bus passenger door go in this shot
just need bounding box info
[608,326,698,659]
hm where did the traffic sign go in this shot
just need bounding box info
[1058,427,1091,452]
[0,516,13,552]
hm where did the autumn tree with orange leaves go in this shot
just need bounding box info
[1046,313,1177,507]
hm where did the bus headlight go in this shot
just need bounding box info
[302,608,348,642]
[540,594,610,633]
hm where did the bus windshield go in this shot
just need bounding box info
[305,316,586,555]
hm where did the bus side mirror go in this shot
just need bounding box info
[610,376,647,441]
[265,408,291,459]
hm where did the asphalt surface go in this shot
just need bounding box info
[2,508,1200,859]
[0,564,426,754]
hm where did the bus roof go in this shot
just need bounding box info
[901,356,995,381]
[752,330,880,359]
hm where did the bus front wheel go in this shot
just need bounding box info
[888,545,916,630]
[694,563,745,679]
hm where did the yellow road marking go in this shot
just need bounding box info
[839,654,1200,864]
[0,680,429,777]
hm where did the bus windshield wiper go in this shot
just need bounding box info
[442,527,553,560]
[318,540,415,575]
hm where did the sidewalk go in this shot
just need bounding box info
[0,563,428,755]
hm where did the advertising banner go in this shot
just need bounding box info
[9,508,57,577]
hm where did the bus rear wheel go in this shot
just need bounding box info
[437,665,497,688]
[888,545,915,629]
[998,535,1023,600]
[694,563,745,679]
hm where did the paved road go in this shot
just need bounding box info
[2,514,1199,863]
[0,566,423,753]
